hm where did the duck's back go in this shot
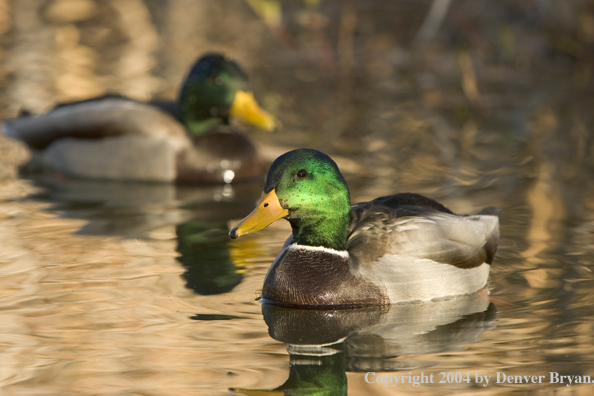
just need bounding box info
[2,97,189,149]
[347,193,500,302]
[2,98,191,182]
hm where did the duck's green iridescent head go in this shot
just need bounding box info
[230,149,351,251]
[179,54,275,135]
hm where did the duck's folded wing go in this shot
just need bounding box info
[2,98,188,150]
[347,204,500,269]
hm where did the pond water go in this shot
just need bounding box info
[1,1,594,395]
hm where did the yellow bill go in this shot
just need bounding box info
[229,189,288,239]
[230,90,276,131]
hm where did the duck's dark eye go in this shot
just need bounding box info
[209,75,223,86]
[296,169,308,178]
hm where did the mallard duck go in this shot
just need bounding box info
[229,148,500,307]
[1,54,275,184]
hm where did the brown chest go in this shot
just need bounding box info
[261,247,387,307]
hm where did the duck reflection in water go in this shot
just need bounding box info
[175,183,263,296]
[176,220,245,295]
[232,294,496,395]
[21,175,259,296]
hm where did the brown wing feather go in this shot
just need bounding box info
[347,193,500,270]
